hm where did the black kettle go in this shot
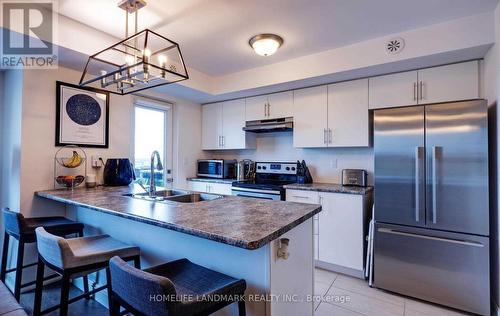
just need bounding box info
[103,158,135,186]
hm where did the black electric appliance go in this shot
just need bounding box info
[197,159,236,179]
[103,158,135,186]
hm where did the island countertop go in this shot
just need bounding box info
[36,185,321,250]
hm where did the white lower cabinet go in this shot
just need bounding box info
[286,189,369,277]
[188,181,232,195]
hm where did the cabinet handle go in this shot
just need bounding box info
[323,128,327,144]
[419,81,424,100]
[268,102,271,117]
[413,82,417,101]
[222,136,225,147]
[218,136,221,147]
[328,128,332,144]
[291,195,309,199]
[264,103,267,117]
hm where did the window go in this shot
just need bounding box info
[133,99,173,188]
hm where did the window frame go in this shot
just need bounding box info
[132,97,174,187]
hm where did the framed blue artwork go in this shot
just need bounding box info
[56,81,109,148]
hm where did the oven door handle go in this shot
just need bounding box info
[231,187,282,195]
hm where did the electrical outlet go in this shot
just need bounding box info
[330,158,338,169]
[91,155,103,168]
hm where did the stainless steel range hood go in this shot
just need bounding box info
[242,117,293,133]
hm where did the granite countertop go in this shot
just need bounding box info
[36,185,321,250]
[284,183,373,195]
[186,177,237,184]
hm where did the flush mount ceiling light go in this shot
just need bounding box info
[79,0,188,95]
[249,34,283,56]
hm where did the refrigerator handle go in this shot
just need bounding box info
[414,147,422,222]
[431,146,440,224]
[377,228,484,248]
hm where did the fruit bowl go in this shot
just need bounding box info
[55,150,85,168]
[56,175,85,188]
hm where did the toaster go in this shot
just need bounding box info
[342,169,367,187]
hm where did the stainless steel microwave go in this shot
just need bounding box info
[197,159,236,179]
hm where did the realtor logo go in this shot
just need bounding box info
[1,0,58,69]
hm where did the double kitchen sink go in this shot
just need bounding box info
[125,189,223,204]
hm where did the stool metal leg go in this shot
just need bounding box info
[0,232,9,282]
[109,293,120,316]
[59,272,71,316]
[78,229,91,300]
[238,300,246,316]
[133,255,141,269]
[106,267,113,316]
[33,258,45,316]
[14,238,25,301]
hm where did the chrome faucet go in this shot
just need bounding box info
[149,150,164,197]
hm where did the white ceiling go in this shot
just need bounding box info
[59,0,499,77]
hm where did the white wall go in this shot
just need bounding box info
[483,1,500,311]
[206,132,374,185]
[1,70,23,212]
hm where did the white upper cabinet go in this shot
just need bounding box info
[369,61,479,109]
[293,86,328,148]
[368,70,418,109]
[245,95,268,121]
[202,102,223,150]
[267,91,293,119]
[222,99,248,149]
[202,100,255,150]
[328,79,369,147]
[417,61,479,104]
[245,91,293,121]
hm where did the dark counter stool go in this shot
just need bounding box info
[109,256,247,316]
[33,227,140,316]
[1,208,85,301]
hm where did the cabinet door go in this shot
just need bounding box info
[207,182,233,195]
[202,103,223,150]
[293,86,328,148]
[328,79,369,147]
[267,91,293,119]
[418,61,479,105]
[188,181,209,193]
[368,71,418,109]
[222,99,246,149]
[318,192,364,271]
[245,95,268,121]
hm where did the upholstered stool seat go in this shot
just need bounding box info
[33,228,141,316]
[1,208,84,301]
[109,256,246,316]
[0,281,27,316]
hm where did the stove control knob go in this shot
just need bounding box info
[286,167,290,171]
[257,166,262,170]
[291,167,296,171]
[263,166,267,170]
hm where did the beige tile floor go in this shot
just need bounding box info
[314,268,473,316]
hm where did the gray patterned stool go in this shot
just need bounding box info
[1,208,85,301]
[33,227,140,316]
[109,256,246,316]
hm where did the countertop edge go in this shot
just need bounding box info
[35,191,321,250]
[284,183,373,195]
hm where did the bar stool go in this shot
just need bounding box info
[109,256,247,316]
[33,227,141,316]
[1,208,85,301]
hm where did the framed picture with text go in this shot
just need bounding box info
[56,81,109,148]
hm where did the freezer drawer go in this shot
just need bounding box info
[374,223,490,316]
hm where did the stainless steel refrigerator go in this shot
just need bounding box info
[373,100,490,315]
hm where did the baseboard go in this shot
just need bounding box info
[315,260,364,279]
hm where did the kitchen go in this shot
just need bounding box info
[0,1,499,316]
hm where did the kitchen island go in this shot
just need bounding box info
[36,185,321,316]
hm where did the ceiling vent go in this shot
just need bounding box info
[385,37,405,54]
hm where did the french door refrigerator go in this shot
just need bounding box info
[373,100,490,316]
